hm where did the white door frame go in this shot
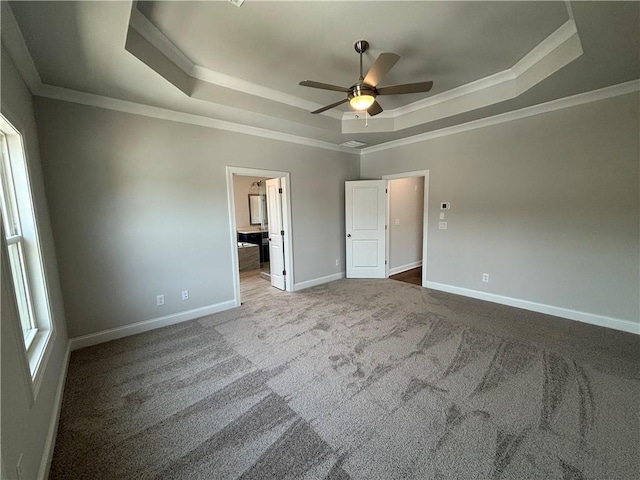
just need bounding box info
[226,166,295,306]
[382,170,429,287]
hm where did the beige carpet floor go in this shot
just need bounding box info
[49,278,639,479]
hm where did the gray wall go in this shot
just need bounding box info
[33,97,360,338]
[362,93,640,326]
[1,45,69,480]
[388,177,424,272]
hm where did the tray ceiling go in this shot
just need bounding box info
[5,1,640,151]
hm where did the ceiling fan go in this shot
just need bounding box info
[299,40,433,116]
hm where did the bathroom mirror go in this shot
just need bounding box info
[248,194,262,225]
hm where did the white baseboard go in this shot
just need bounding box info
[69,300,237,351]
[37,341,70,480]
[294,272,345,291]
[388,261,422,276]
[426,282,640,335]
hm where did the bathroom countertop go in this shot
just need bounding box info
[237,227,266,234]
[237,242,258,248]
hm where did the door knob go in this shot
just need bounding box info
[347,234,351,238]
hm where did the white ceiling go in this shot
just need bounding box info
[5,1,640,151]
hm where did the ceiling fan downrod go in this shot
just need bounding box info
[354,40,369,81]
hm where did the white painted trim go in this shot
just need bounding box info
[511,19,579,78]
[361,80,640,155]
[68,301,236,351]
[128,5,195,75]
[226,168,243,309]
[37,342,70,480]
[0,1,42,92]
[294,272,345,291]
[382,170,432,181]
[351,19,573,120]
[0,111,58,402]
[4,0,636,157]
[279,175,295,293]
[388,261,422,276]
[128,6,342,119]
[226,167,295,305]
[35,79,639,159]
[383,170,429,288]
[426,282,640,335]
[343,19,583,134]
[36,84,354,154]
[564,0,576,21]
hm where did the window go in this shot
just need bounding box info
[1,114,53,388]
[1,131,38,348]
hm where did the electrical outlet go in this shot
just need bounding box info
[156,294,165,306]
[395,218,400,225]
[181,290,189,300]
[439,221,447,230]
[440,212,445,220]
[482,273,490,282]
[335,259,340,266]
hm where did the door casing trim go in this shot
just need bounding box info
[226,166,295,305]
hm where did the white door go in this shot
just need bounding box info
[266,178,286,290]
[346,180,387,278]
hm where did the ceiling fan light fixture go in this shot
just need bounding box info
[349,94,375,111]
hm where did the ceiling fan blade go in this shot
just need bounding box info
[311,98,349,114]
[376,81,434,95]
[367,100,383,116]
[299,80,350,93]
[363,52,400,87]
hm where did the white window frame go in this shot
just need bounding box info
[1,113,55,398]
[1,132,38,348]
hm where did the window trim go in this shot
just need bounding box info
[1,112,56,401]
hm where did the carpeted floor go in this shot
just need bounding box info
[49,279,640,479]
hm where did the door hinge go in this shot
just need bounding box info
[385,188,388,194]
[282,270,286,275]
[281,230,284,236]
[385,260,388,265]
[278,187,283,194]
[385,225,388,230]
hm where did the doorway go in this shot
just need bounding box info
[234,175,270,301]
[344,170,429,286]
[386,175,425,286]
[226,167,294,307]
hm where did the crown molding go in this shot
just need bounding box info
[35,84,356,154]
[360,80,640,155]
[127,5,343,120]
[2,3,353,154]
[0,1,42,93]
[3,1,637,158]
[342,18,583,134]
[128,4,583,134]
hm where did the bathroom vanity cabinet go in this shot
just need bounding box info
[237,230,269,264]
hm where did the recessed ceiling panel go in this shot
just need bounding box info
[137,1,568,110]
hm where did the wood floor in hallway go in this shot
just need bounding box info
[389,267,422,286]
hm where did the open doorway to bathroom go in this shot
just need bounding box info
[237,175,271,301]
[226,167,294,306]
[234,175,271,282]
